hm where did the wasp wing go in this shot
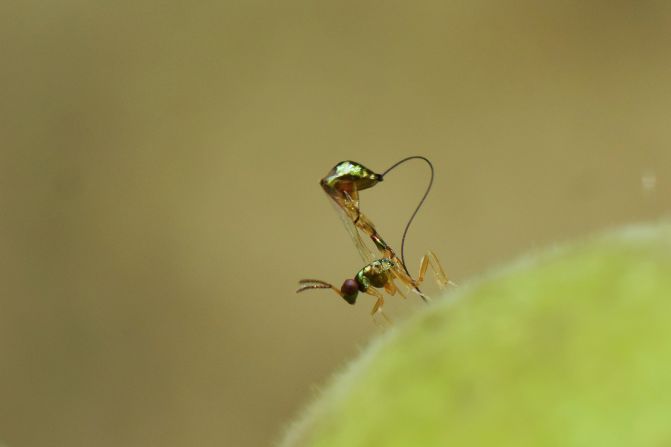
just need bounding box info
[327,196,377,265]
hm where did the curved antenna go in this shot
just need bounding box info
[380,156,434,272]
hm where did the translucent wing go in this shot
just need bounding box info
[327,197,377,264]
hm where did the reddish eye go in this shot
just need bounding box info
[340,279,359,305]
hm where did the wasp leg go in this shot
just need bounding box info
[342,191,362,224]
[388,263,429,301]
[367,287,385,315]
[343,192,394,259]
[364,287,392,323]
[417,250,450,288]
[384,277,407,299]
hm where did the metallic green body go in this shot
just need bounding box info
[320,161,383,197]
[356,259,395,291]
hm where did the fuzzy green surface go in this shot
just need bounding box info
[281,223,671,447]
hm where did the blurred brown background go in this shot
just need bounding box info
[1,1,670,446]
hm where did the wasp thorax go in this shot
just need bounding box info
[340,278,359,305]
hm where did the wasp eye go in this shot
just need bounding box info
[340,279,359,305]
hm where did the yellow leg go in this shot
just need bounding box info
[387,265,429,302]
[343,192,395,259]
[387,250,452,302]
[368,287,385,315]
[418,250,450,288]
[365,288,392,323]
[384,277,407,299]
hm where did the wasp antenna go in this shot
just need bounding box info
[379,156,434,274]
[298,279,333,286]
[296,280,334,293]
